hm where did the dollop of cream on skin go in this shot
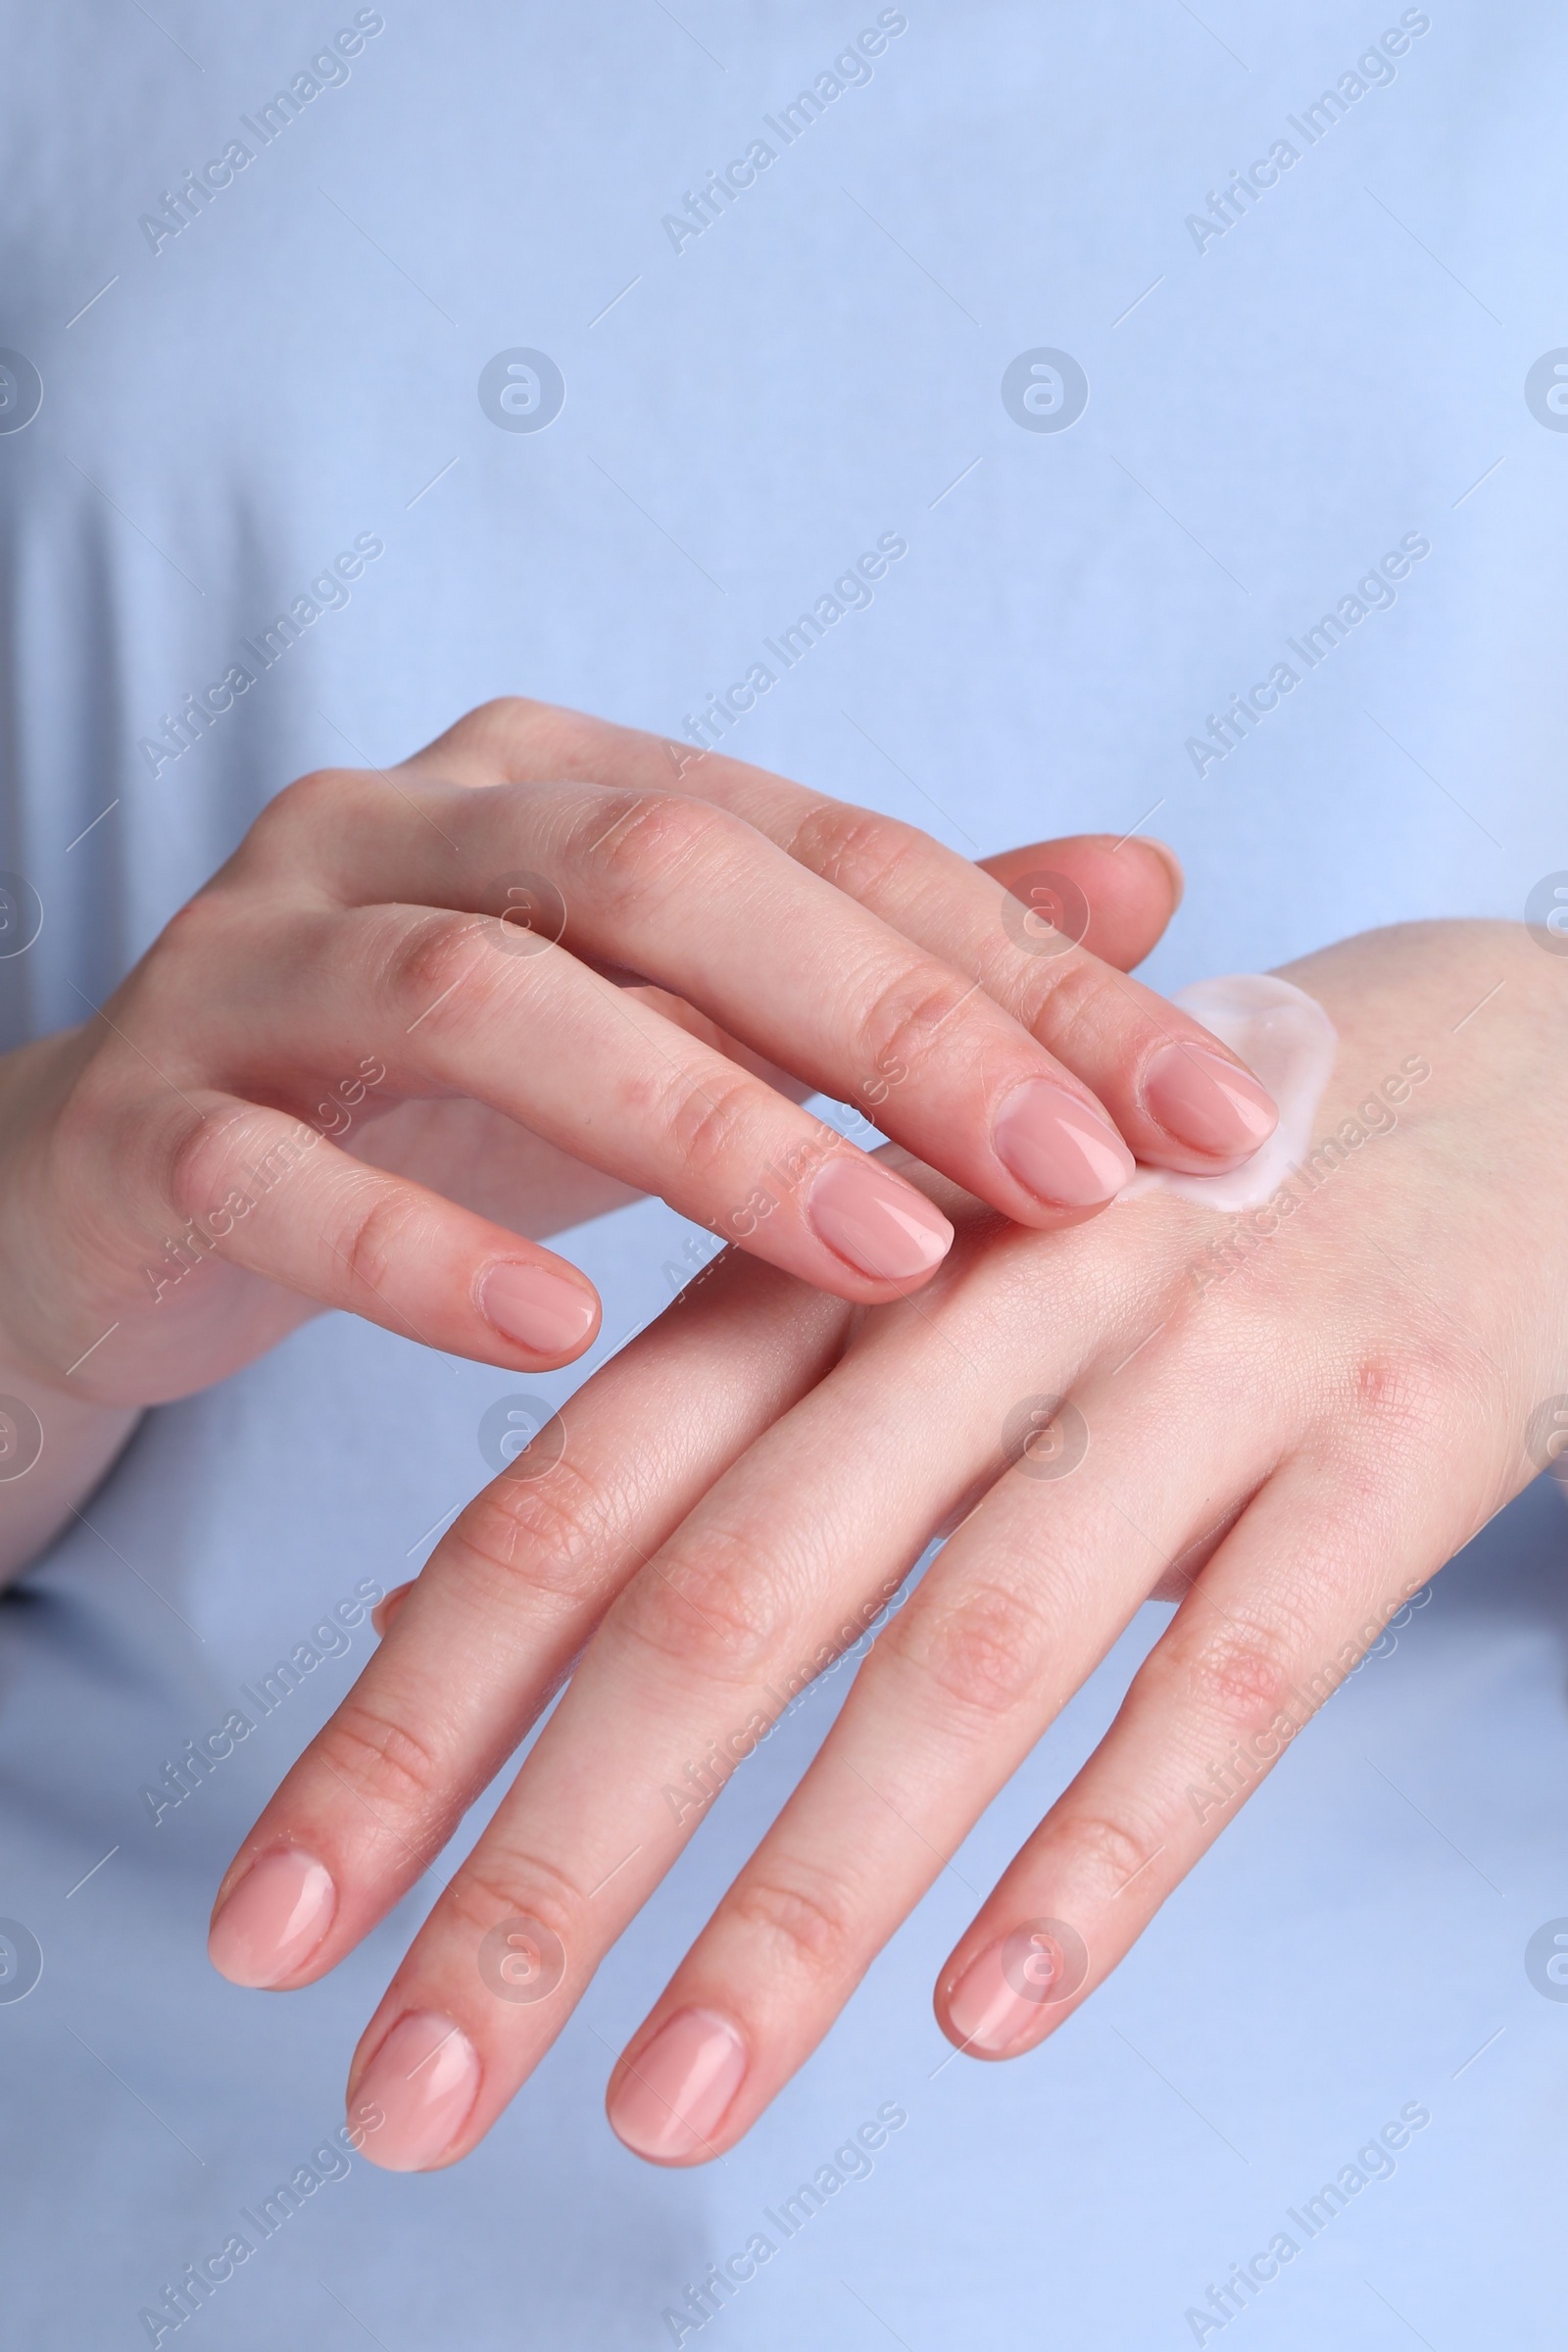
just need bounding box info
[1121,973,1339,1213]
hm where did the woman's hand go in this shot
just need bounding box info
[212,915,1568,2170]
[0,695,1268,1574]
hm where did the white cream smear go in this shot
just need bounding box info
[1121,973,1339,1213]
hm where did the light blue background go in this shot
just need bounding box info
[1,3,1565,2344]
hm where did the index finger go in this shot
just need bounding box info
[405,699,1276,1174]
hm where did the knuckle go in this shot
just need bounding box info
[856,959,979,1088]
[1307,1335,1487,1501]
[725,1861,857,1981]
[313,1695,444,1821]
[440,696,596,783]
[886,1575,1048,1719]
[438,1851,580,1950]
[618,1531,788,1684]
[1345,1343,1471,1447]
[129,889,261,1030]
[565,790,721,910]
[458,695,548,751]
[784,800,931,901]
[239,766,368,863]
[450,1454,618,1615]
[149,886,237,966]
[661,1068,763,1186]
[337,1173,420,1299]
[1046,1808,1164,1903]
[649,1067,766,1185]
[383,906,490,1025]
[1148,1614,1297,1730]
[1010,946,1113,1044]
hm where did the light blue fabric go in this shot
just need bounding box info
[1,4,1564,2343]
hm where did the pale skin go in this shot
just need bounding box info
[0,698,1271,1578]
[209,916,1568,2171]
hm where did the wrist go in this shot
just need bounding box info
[0,1029,142,1579]
[0,1348,141,1583]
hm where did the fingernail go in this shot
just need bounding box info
[479,1261,599,1355]
[993,1079,1135,1208]
[945,1941,1044,2057]
[806,1158,953,1283]
[1145,1040,1278,1158]
[208,1848,336,1988]
[608,2007,748,2162]
[371,1581,414,1638]
[1135,835,1185,911]
[353,2011,482,2173]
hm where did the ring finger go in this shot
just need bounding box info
[601,1339,1291,2159]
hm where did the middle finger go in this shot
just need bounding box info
[299,767,1151,1222]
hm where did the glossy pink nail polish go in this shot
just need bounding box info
[353,2012,482,2173]
[479,1261,599,1355]
[993,1079,1135,1208]
[370,1581,414,1638]
[607,2008,747,2162]
[1144,1040,1277,1158]
[944,1941,1045,2057]
[806,1158,953,1283]
[1135,835,1185,911]
[208,1848,335,1988]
